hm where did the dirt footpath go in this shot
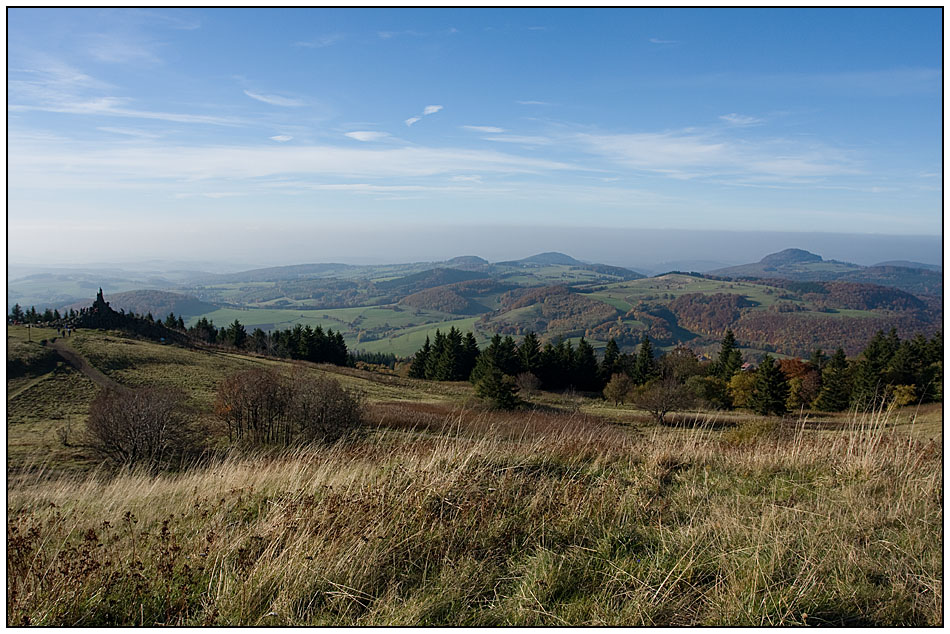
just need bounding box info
[47,339,128,393]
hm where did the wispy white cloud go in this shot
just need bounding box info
[462,125,505,133]
[9,61,243,126]
[85,33,163,64]
[174,191,247,199]
[11,97,244,126]
[578,130,860,183]
[663,68,940,97]
[516,100,552,106]
[481,135,553,146]
[293,34,344,48]
[649,37,678,44]
[345,131,391,142]
[10,140,581,189]
[527,26,548,31]
[243,90,304,107]
[719,113,764,126]
[405,104,443,127]
[378,30,425,39]
[270,135,293,142]
[121,8,202,31]
[97,126,162,139]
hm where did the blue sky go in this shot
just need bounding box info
[8,8,942,266]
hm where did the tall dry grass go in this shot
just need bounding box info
[7,405,941,626]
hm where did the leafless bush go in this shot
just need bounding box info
[215,368,363,447]
[288,371,364,444]
[633,378,696,424]
[515,372,541,395]
[85,387,202,470]
[214,368,290,445]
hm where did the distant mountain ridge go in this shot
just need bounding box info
[710,249,942,297]
[873,260,941,272]
[497,252,585,266]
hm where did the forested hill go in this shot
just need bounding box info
[11,250,942,361]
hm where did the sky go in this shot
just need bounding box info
[7,8,943,268]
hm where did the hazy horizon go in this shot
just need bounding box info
[8,227,942,276]
[8,8,941,270]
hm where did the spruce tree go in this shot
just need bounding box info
[632,334,657,385]
[600,338,623,383]
[715,329,743,380]
[470,334,496,383]
[557,339,576,389]
[498,335,520,376]
[431,327,463,380]
[475,365,520,410]
[226,319,247,349]
[814,348,852,412]
[751,354,789,416]
[10,304,23,322]
[459,332,480,380]
[409,336,432,378]
[425,330,448,379]
[574,338,601,391]
[519,331,541,375]
[851,329,896,407]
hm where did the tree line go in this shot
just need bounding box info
[406,326,942,414]
[188,318,348,366]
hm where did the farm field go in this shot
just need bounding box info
[586,275,801,312]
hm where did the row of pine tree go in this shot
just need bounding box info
[406,327,942,414]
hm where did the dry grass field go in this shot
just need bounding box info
[6,326,943,626]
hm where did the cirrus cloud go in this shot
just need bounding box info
[345,131,391,142]
[243,90,303,107]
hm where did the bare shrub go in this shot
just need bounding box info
[214,368,290,445]
[85,387,202,470]
[215,367,363,446]
[633,378,695,424]
[515,372,541,395]
[288,371,364,444]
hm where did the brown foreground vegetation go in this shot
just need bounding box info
[7,403,941,626]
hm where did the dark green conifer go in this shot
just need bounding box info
[519,331,541,375]
[814,348,851,412]
[715,329,743,380]
[632,334,657,385]
[409,336,431,378]
[751,354,789,416]
[574,338,601,391]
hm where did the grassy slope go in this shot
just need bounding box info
[6,326,466,473]
[6,327,942,626]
